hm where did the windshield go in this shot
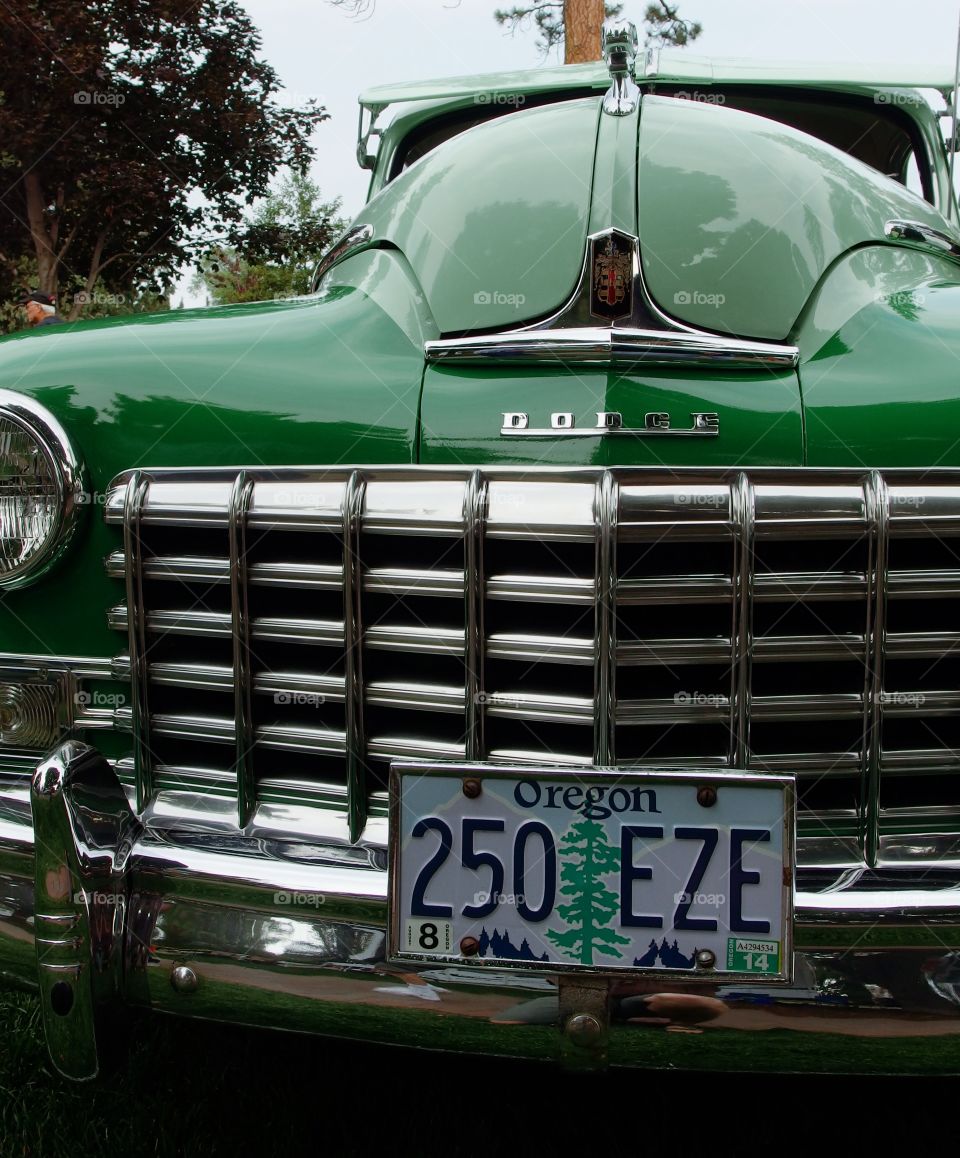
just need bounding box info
[390,85,935,204]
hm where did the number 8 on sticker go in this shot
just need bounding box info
[406,919,453,954]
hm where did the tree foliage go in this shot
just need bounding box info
[195,171,345,305]
[494,0,701,61]
[642,1,702,47]
[0,1,327,320]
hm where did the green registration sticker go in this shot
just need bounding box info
[727,937,780,974]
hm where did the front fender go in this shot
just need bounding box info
[794,245,960,465]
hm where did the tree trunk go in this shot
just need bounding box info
[564,0,605,63]
[22,171,59,299]
[68,229,108,320]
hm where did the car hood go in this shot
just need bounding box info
[637,95,954,340]
[357,98,600,334]
[354,90,956,341]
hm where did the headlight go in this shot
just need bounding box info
[0,390,83,589]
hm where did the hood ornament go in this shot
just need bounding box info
[602,21,641,116]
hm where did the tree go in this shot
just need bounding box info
[642,1,702,47]
[494,1,701,62]
[546,819,630,965]
[195,171,345,305]
[0,2,327,318]
[328,2,700,62]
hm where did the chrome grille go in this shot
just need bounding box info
[104,468,960,859]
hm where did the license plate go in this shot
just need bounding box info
[388,763,794,982]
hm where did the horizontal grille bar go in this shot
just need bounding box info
[104,549,960,605]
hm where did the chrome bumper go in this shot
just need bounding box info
[2,743,959,1079]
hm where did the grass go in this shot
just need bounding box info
[1,984,959,1156]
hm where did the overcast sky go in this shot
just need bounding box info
[181,0,960,303]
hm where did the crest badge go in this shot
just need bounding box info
[590,229,634,321]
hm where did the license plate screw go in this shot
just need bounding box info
[462,778,482,799]
[695,949,716,970]
[696,786,717,808]
[565,1013,603,1048]
[460,936,480,956]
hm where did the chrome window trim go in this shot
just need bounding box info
[310,223,375,292]
[884,218,960,258]
[0,389,85,590]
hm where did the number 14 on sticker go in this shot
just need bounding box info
[406,919,454,954]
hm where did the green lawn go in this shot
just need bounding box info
[1,985,957,1156]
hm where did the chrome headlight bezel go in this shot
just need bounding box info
[0,389,84,590]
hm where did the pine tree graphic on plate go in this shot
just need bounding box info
[546,818,630,966]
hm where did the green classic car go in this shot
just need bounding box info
[3,23,960,1077]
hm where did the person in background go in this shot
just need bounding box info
[19,290,63,328]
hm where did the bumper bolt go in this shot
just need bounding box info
[460,936,480,956]
[695,949,716,970]
[462,778,482,799]
[170,965,199,994]
[565,1013,603,1048]
[696,786,717,808]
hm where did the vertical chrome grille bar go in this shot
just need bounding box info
[463,470,488,760]
[862,470,890,866]
[729,473,755,768]
[123,471,152,810]
[594,471,617,765]
[342,471,367,842]
[228,471,255,826]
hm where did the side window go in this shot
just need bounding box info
[903,151,925,197]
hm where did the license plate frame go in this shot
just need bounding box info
[388,762,795,984]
